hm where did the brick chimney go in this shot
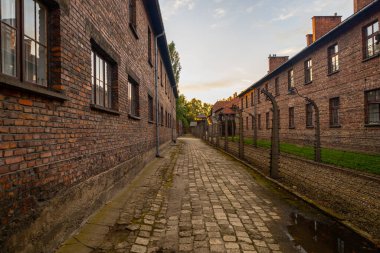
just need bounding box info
[306,34,313,46]
[354,0,374,13]
[268,54,289,73]
[312,15,342,42]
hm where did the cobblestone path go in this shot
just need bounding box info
[57,137,296,253]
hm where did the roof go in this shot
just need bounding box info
[143,0,178,98]
[212,97,240,115]
[239,0,380,97]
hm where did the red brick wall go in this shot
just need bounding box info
[241,8,380,153]
[0,0,176,247]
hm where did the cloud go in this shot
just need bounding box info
[273,10,296,21]
[213,8,226,18]
[161,0,196,19]
[277,47,303,55]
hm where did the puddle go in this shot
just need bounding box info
[286,212,379,253]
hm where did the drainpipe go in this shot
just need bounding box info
[155,31,165,157]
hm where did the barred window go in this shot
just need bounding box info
[129,0,137,28]
[251,92,254,106]
[266,112,270,129]
[91,50,112,108]
[148,27,152,64]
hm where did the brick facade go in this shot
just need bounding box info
[239,0,380,153]
[0,0,177,251]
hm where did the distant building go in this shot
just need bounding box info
[239,0,380,153]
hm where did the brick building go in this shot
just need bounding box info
[239,0,380,153]
[0,0,177,252]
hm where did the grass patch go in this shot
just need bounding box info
[226,137,380,175]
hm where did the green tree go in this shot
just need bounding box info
[176,94,189,128]
[168,41,182,85]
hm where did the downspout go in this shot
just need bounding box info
[155,31,165,157]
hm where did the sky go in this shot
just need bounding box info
[159,0,353,104]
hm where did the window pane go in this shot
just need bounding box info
[36,44,47,86]
[99,80,104,106]
[104,84,109,108]
[24,0,36,39]
[1,0,16,27]
[24,38,36,82]
[374,22,379,33]
[1,24,17,76]
[36,1,47,45]
[368,104,380,123]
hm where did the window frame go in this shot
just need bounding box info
[328,44,339,75]
[363,20,379,59]
[0,0,50,87]
[365,88,380,126]
[288,69,294,91]
[266,112,270,130]
[275,77,280,96]
[306,103,314,128]
[148,94,154,123]
[329,97,340,127]
[91,49,113,109]
[128,0,138,39]
[128,77,140,119]
[304,59,313,84]
[289,107,295,129]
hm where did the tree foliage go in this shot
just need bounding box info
[168,41,182,85]
[168,41,211,129]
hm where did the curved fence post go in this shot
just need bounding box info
[261,88,280,179]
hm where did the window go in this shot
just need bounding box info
[257,90,261,104]
[160,60,163,86]
[306,103,313,127]
[251,92,254,106]
[148,94,153,122]
[278,109,281,129]
[364,21,379,59]
[365,89,380,125]
[304,59,312,84]
[251,115,254,130]
[329,97,340,127]
[148,27,152,64]
[245,96,248,108]
[128,77,139,117]
[241,98,243,108]
[288,69,294,90]
[1,0,48,86]
[246,116,248,130]
[275,77,280,96]
[258,114,261,130]
[129,0,137,28]
[161,106,164,126]
[91,50,112,108]
[328,44,339,74]
[265,83,269,100]
[266,112,270,129]
[289,107,295,129]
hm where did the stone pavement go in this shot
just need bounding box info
[57,137,296,253]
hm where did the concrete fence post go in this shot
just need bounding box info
[239,113,244,159]
[261,89,280,179]
[224,116,228,151]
